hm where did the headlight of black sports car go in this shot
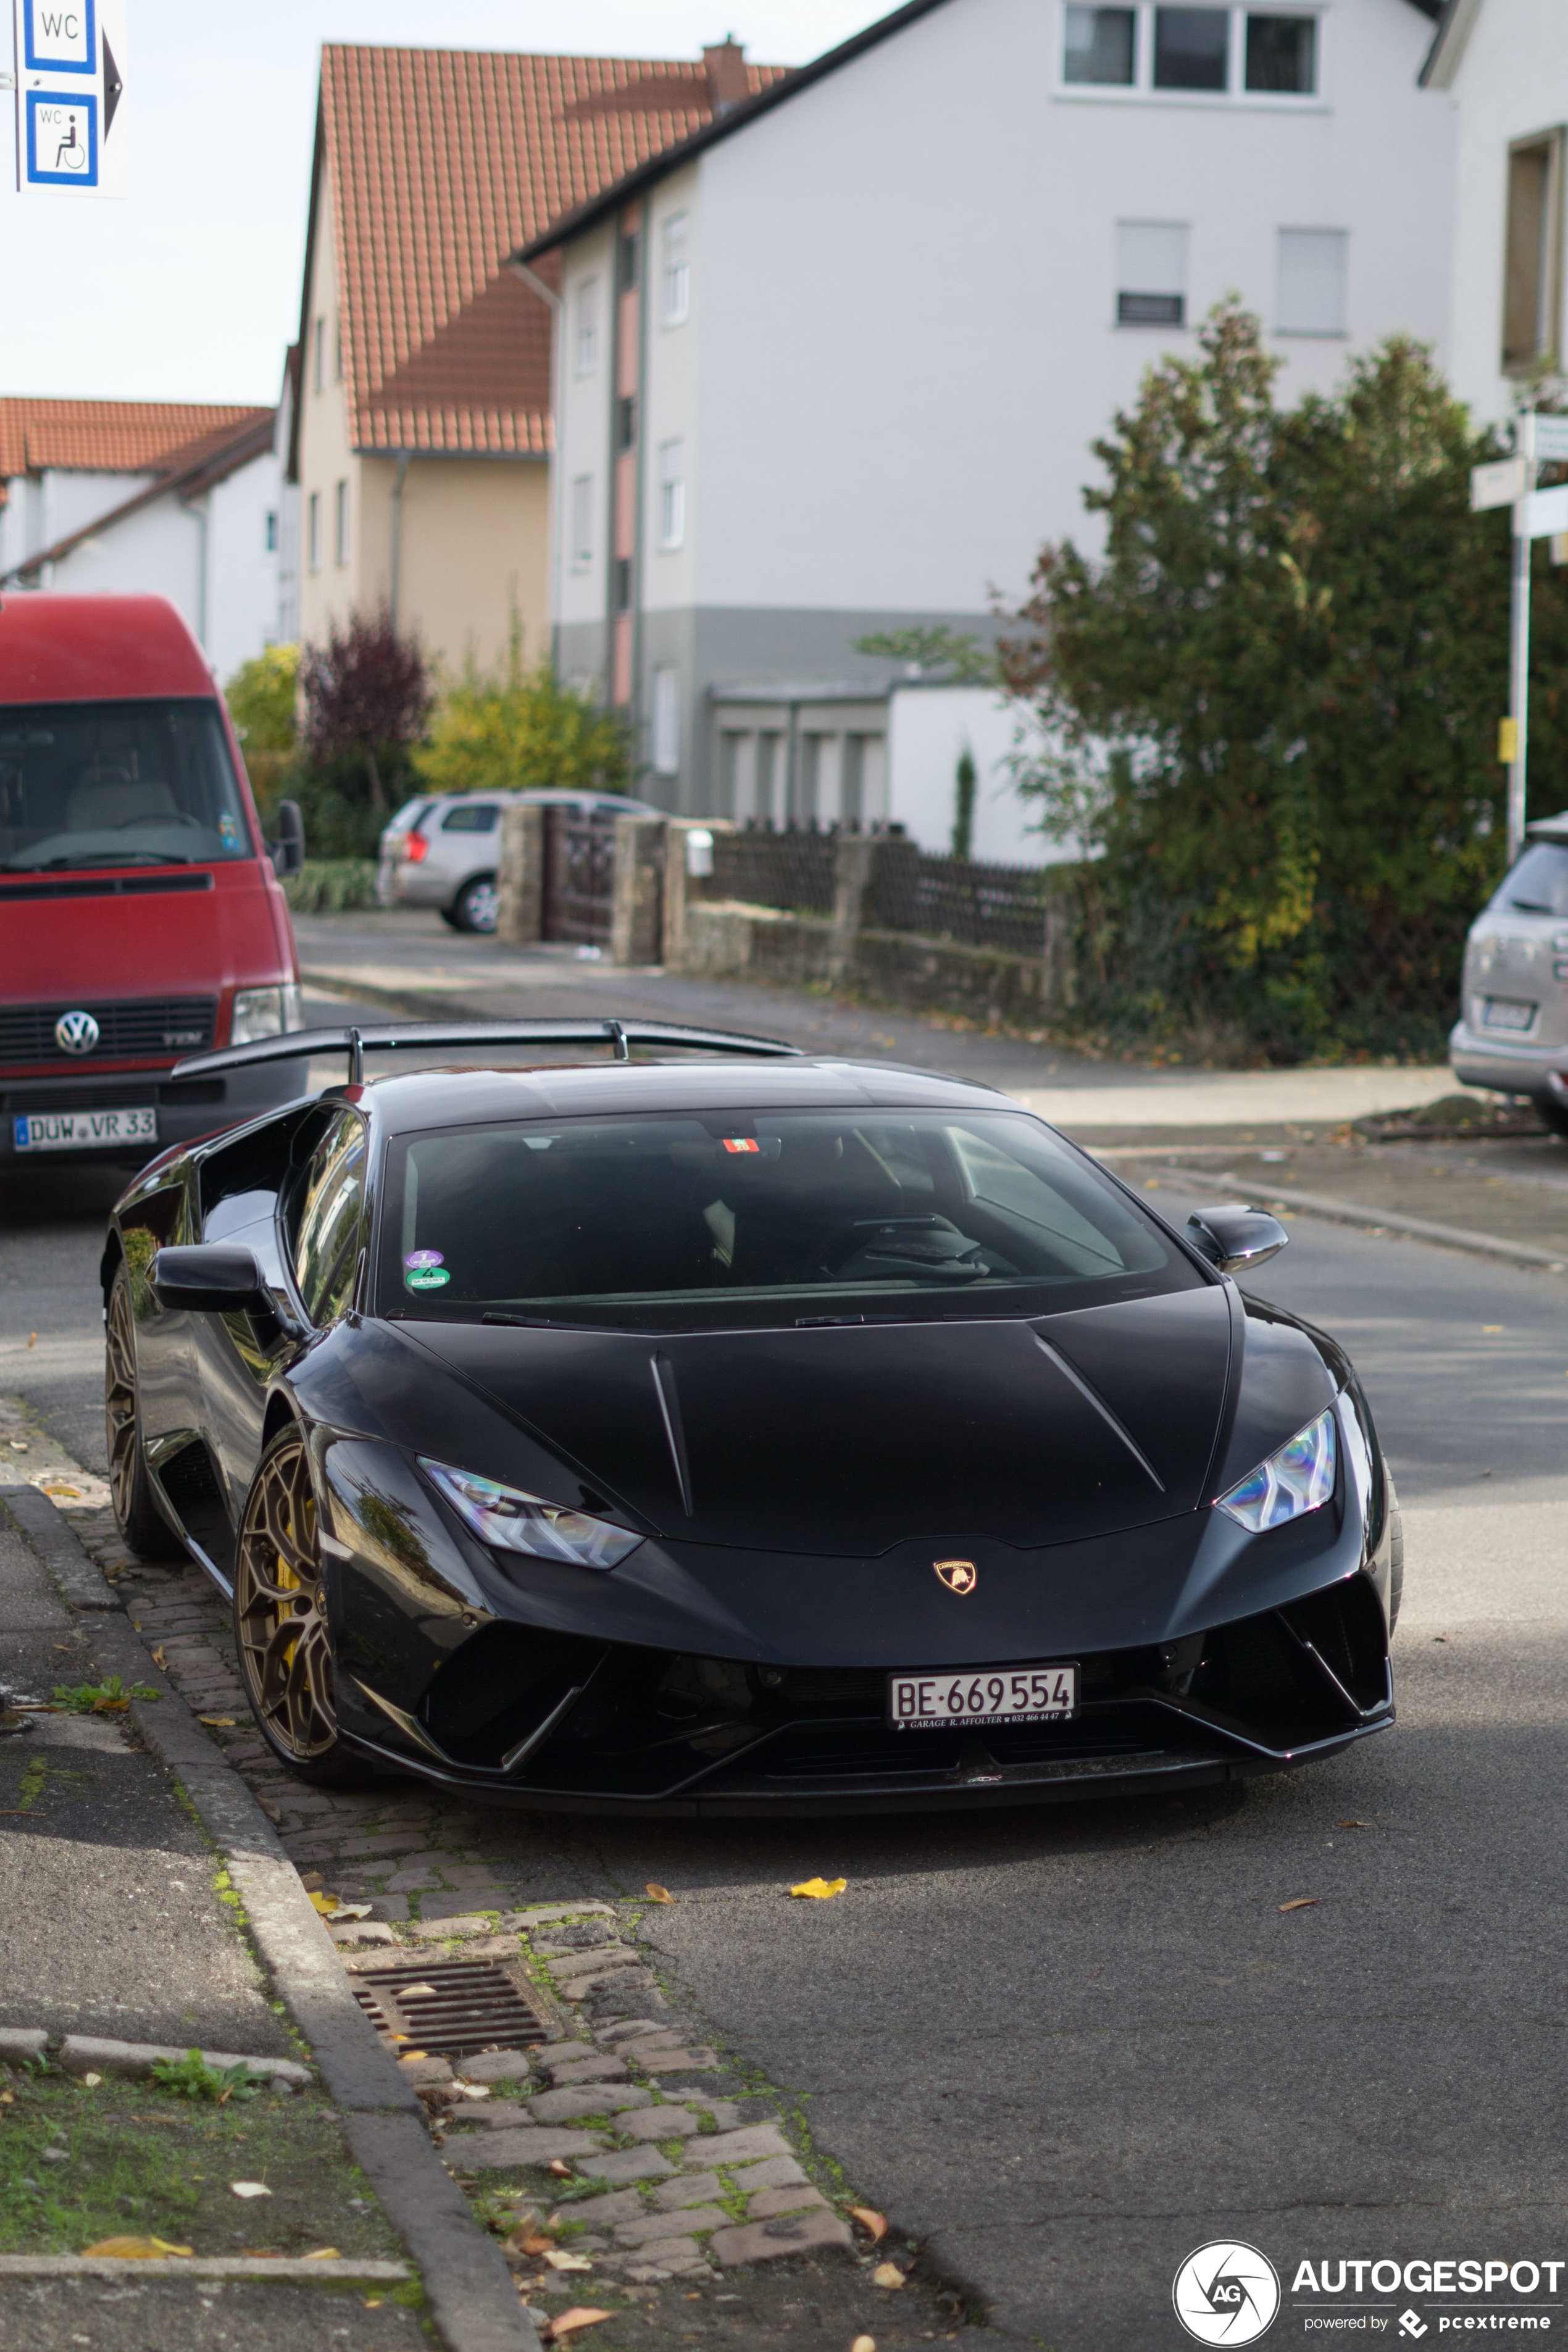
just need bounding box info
[1214,1407,1336,1533]
[419,1458,644,1572]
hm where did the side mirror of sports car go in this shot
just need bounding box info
[150,1245,269,1314]
[1185,1204,1289,1276]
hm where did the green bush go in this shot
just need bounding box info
[281,859,381,915]
[224,644,300,754]
[415,623,630,798]
[999,303,1568,1061]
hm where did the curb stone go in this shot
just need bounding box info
[0,2256,412,2281]
[0,1485,543,2352]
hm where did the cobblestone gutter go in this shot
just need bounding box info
[44,1485,980,2350]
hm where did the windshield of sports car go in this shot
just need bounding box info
[0,699,252,870]
[379,1108,1206,1332]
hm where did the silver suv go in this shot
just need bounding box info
[1450,810,1568,1135]
[377,789,658,933]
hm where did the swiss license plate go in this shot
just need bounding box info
[888,1662,1078,1729]
[1482,997,1536,1032]
[12,1107,158,1153]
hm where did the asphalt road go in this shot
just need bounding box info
[4,998,1566,2346]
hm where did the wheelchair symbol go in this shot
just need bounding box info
[55,111,88,169]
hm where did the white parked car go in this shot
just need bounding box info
[376,788,659,933]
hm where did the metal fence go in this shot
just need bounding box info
[709,825,839,915]
[869,844,1056,956]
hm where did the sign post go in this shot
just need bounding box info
[9,0,125,197]
[1471,414,1568,865]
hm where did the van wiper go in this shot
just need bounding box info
[1,850,194,872]
[481,1311,565,1328]
[1508,896,1554,913]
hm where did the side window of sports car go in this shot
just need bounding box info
[291,1114,368,1327]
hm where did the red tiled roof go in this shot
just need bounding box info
[314,43,785,458]
[0,399,273,482]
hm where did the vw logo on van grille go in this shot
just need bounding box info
[54,1010,101,1056]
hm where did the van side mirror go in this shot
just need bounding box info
[151,1245,267,1312]
[269,800,306,879]
[1186,1203,1289,1276]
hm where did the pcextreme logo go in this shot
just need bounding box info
[1174,2241,1283,2345]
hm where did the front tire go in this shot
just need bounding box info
[234,1427,374,1785]
[1386,1474,1404,1635]
[105,1265,180,1558]
[1535,1098,1568,1140]
[452,873,499,933]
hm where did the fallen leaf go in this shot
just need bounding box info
[548,2159,575,2179]
[81,2072,102,2088]
[546,2311,617,2342]
[872,2261,906,2289]
[399,1981,439,1998]
[27,1333,35,1348]
[1433,1633,1449,1644]
[397,2048,427,2061]
[199,1716,236,1729]
[520,2236,554,2256]
[328,1901,373,1921]
[1278,1898,1319,1913]
[546,2249,595,2272]
[229,2181,272,2200]
[304,2246,340,2259]
[851,2338,878,2352]
[789,1877,847,1901]
[644,1882,674,1903]
[364,2298,385,2309]
[1336,1820,1374,1829]
[307,1890,340,1916]
[91,1696,130,1712]
[851,2206,888,2241]
[150,1646,169,1669]
[81,2236,193,2259]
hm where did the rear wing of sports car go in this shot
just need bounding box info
[172,1017,803,1088]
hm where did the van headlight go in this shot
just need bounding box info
[230,983,304,1043]
[419,1459,643,1572]
[1215,1408,1336,1532]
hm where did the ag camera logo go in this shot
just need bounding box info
[1173,2241,1282,2345]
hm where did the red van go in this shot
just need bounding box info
[1,593,307,1170]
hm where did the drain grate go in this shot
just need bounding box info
[349,1958,554,2061]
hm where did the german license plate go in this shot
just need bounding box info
[12,1107,158,1153]
[888,1663,1078,1729]
[1481,998,1536,1032]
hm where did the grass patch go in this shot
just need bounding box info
[0,2067,403,2261]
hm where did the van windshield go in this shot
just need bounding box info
[0,699,252,872]
[1491,841,1568,917]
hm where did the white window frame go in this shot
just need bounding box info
[334,478,349,567]
[574,278,600,378]
[1274,226,1348,338]
[651,666,680,777]
[662,212,690,327]
[657,440,685,551]
[1056,2,1325,107]
[1116,220,1190,330]
[570,473,594,572]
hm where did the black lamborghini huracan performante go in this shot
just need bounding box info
[101,1019,1401,1814]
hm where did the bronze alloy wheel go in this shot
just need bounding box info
[235,1428,345,1769]
[105,1266,178,1557]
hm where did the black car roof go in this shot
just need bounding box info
[354,1056,1012,1135]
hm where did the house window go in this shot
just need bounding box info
[1064,6,1135,84]
[1503,131,1565,373]
[617,394,638,452]
[613,556,633,613]
[333,316,343,382]
[662,212,690,325]
[1063,4,1319,101]
[1277,227,1346,335]
[651,667,680,776]
[307,492,320,572]
[570,475,594,571]
[334,479,349,567]
[1117,221,1188,325]
[657,441,685,550]
[264,510,278,554]
[575,278,599,377]
[1154,7,1227,90]
[312,317,325,394]
[617,225,640,292]
[1245,12,1315,92]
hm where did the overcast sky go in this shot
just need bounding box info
[4,1,882,404]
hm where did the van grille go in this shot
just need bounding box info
[0,997,217,1065]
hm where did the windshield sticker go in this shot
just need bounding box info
[406,1265,451,1291]
[722,1137,761,1154]
[404,1250,444,1269]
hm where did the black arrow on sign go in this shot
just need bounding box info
[102,31,123,139]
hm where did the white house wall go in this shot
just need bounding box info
[887,685,1063,864]
[205,449,285,681]
[1432,0,1568,425]
[556,221,618,673]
